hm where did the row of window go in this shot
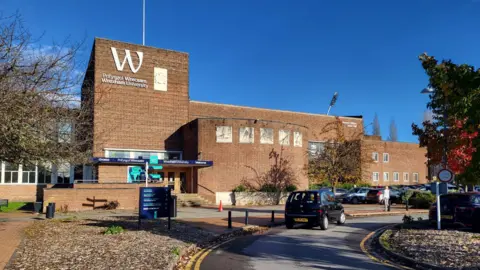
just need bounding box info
[106,150,182,160]
[372,152,389,163]
[372,172,419,182]
[216,126,303,147]
[0,162,71,184]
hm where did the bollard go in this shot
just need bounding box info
[405,200,409,211]
[271,210,275,223]
[245,210,249,225]
[228,211,232,229]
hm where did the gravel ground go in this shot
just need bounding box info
[387,228,480,269]
[6,216,216,270]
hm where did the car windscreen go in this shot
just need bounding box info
[442,194,475,205]
[288,192,318,204]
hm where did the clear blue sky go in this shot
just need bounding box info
[3,0,480,142]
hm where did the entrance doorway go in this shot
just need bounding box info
[180,172,186,193]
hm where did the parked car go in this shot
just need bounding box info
[429,192,480,231]
[342,188,370,204]
[366,189,402,204]
[334,188,348,197]
[285,190,345,230]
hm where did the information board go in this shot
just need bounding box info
[139,187,170,220]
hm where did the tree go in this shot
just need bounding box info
[372,113,381,136]
[412,53,480,184]
[241,148,297,204]
[387,119,398,142]
[0,13,101,166]
[308,117,373,193]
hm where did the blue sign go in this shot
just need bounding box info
[149,155,159,164]
[139,187,170,219]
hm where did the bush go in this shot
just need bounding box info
[402,215,414,224]
[409,191,435,209]
[284,184,297,192]
[232,184,248,192]
[259,184,279,192]
[104,225,124,235]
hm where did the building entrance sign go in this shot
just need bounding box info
[138,187,171,229]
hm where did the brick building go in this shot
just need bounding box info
[0,38,427,205]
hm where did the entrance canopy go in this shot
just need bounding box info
[92,157,213,167]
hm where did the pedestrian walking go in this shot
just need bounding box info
[384,186,390,212]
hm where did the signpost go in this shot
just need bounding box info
[138,187,171,230]
[432,168,454,230]
[438,168,453,182]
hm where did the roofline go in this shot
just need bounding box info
[94,37,189,55]
[190,100,364,121]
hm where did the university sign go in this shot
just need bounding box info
[101,46,168,91]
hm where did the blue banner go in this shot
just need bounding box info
[92,157,213,166]
[139,187,170,219]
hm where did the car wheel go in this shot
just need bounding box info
[286,218,294,229]
[320,215,329,230]
[352,197,359,204]
[337,212,346,225]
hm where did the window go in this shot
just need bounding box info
[4,163,19,184]
[58,122,73,143]
[308,141,325,158]
[279,130,290,145]
[38,164,52,184]
[239,127,254,143]
[293,131,302,147]
[372,152,379,162]
[383,153,389,163]
[22,164,36,184]
[216,126,232,143]
[168,172,175,190]
[413,173,419,182]
[404,173,409,182]
[393,172,399,182]
[109,150,130,158]
[56,163,71,184]
[372,172,379,182]
[260,128,273,144]
[383,172,389,182]
[167,152,181,160]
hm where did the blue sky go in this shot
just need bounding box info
[3,0,480,142]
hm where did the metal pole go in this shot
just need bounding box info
[228,211,232,229]
[145,161,148,187]
[436,182,441,230]
[327,105,332,116]
[245,210,249,225]
[142,0,146,45]
[271,210,275,223]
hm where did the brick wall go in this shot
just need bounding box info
[365,139,428,186]
[98,165,128,183]
[43,183,165,212]
[91,38,190,156]
[0,185,46,202]
[195,118,308,196]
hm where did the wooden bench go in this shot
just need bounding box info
[0,199,8,210]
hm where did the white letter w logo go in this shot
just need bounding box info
[111,47,144,73]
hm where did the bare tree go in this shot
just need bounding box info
[372,113,381,136]
[241,148,297,204]
[307,118,373,193]
[387,119,398,142]
[0,13,104,167]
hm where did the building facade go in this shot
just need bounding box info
[0,38,427,204]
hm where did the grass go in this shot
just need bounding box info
[171,247,181,257]
[380,229,393,250]
[104,225,125,235]
[0,202,28,213]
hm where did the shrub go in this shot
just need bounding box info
[402,215,414,224]
[171,247,181,257]
[409,191,435,209]
[284,184,297,192]
[104,225,124,235]
[104,200,120,210]
[232,184,248,192]
[259,184,279,192]
[402,189,415,203]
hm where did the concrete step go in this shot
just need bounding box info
[176,194,214,207]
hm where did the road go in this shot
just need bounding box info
[197,214,426,270]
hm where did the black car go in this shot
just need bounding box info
[429,192,480,231]
[285,190,345,230]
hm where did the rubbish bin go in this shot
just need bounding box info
[46,202,56,219]
[170,195,177,218]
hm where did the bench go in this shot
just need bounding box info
[0,199,8,210]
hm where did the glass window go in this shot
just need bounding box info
[58,122,73,143]
[413,173,419,182]
[260,128,274,144]
[289,192,318,204]
[109,150,131,158]
[22,164,36,184]
[4,163,19,183]
[404,173,409,182]
[167,152,181,160]
[293,131,302,147]
[372,152,379,162]
[168,172,175,190]
[393,172,399,182]
[57,164,71,184]
[383,172,389,181]
[279,130,290,146]
[239,127,254,144]
[372,172,379,182]
[383,153,389,163]
[308,141,325,158]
